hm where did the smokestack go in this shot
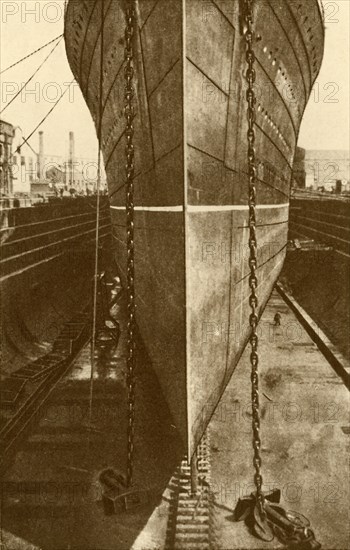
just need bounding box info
[38,131,44,180]
[69,131,75,186]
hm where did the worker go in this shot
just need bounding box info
[274,311,281,326]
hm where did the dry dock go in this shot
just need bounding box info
[0,290,349,550]
[210,289,349,550]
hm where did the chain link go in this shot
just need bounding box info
[243,0,265,519]
[124,2,136,489]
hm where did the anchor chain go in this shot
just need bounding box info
[124,2,136,489]
[240,3,321,548]
[243,0,265,519]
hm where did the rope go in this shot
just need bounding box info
[12,129,38,157]
[13,80,74,155]
[88,0,105,437]
[0,35,63,75]
[1,38,63,115]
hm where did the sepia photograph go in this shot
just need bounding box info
[0,0,349,549]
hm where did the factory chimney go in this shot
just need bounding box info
[69,131,75,186]
[38,131,44,180]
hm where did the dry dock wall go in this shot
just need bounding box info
[283,195,350,361]
[288,196,350,257]
[0,198,111,373]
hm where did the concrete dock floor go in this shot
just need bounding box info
[0,290,349,549]
[210,290,349,549]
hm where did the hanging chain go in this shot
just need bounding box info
[243,0,265,519]
[124,2,136,489]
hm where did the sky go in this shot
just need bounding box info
[0,0,349,161]
[0,1,98,161]
[298,0,350,151]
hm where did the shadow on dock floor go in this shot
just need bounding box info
[0,305,183,549]
[0,291,349,549]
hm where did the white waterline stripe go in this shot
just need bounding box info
[110,202,289,212]
[110,205,183,212]
[187,203,289,212]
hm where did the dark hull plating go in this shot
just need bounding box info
[65,0,324,455]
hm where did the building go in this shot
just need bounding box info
[303,150,350,192]
[1,121,105,197]
[0,119,15,195]
[39,131,106,194]
[12,126,37,193]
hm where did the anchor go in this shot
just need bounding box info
[235,2,322,548]
[234,489,321,549]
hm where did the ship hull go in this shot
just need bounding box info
[65,0,324,455]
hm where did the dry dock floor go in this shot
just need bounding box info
[0,290,349,549]
[210,290,349,549]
